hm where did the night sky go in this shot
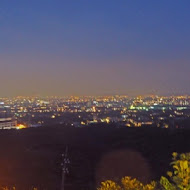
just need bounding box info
[1,0,190,96]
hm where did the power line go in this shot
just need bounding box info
[61,146,70,190]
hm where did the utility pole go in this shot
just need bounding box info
[61,146,70,190]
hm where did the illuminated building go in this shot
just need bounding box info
[0,102,17,129]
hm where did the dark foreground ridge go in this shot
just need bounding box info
[0,126,190,190]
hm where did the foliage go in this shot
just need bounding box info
[98,176,156,190]
[160,152,190,190]
[98,152,190,190]
[97,180,121,190]
[122,176,156,190]
[160,176,176,190]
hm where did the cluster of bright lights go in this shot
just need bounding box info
[16,124,26,130]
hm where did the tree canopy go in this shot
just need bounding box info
[98,152,190,190]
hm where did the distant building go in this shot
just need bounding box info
[0,102,17,129]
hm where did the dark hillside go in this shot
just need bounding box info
[0,127,189,190]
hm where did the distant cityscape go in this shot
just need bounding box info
[0,95,190,129]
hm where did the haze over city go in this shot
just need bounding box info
[1,0,190,97]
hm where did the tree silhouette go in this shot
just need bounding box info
[98,176,156,190]
[160,152,190,190]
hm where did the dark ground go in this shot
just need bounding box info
[0,126,190,190]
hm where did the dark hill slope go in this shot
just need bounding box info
[0,127,189,190]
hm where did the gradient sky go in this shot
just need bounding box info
[1,0,190,96]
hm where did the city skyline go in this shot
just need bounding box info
[1,0,190,96]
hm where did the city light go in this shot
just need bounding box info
[16,124,26,130]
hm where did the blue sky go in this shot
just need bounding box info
[0,0,190,96]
